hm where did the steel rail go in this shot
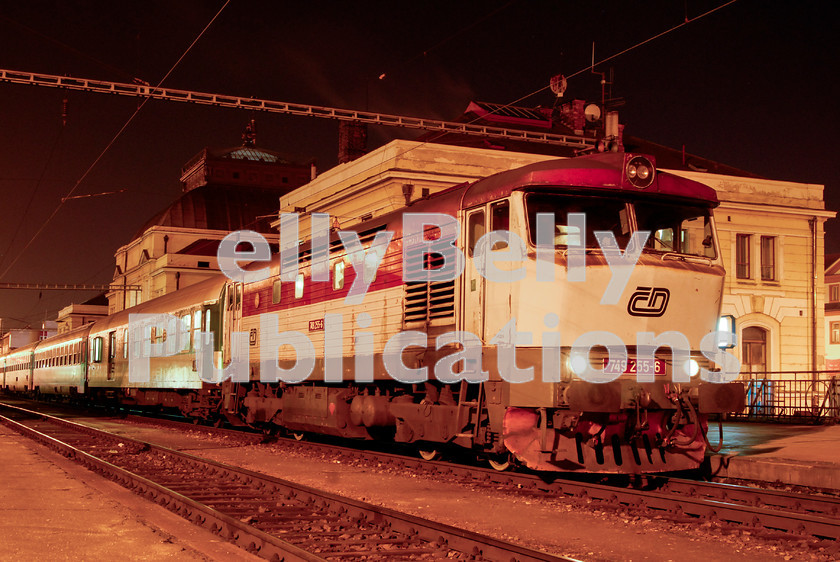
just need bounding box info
[0,402,573,562]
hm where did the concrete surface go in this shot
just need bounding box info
[709,422,840,489]
[0,424,260,561]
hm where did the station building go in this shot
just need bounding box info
[106,141,313,314]
[824,255,840,371]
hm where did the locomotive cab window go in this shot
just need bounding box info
[525,193,630,248]
[467,210,485,257]
[634,202,716,258]
[490,200,510,250]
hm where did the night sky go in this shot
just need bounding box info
[0,0,836,327]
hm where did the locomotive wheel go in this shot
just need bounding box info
[487,453,512,472]
[418,448,441,461]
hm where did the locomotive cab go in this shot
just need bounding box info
[452,153,743,472]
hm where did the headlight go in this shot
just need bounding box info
[626,156,655,189]
[684,359,700,377]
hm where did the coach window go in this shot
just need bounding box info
[108,332,116,360]
[467,210,485,257]
[92,337,103,363]
[334,261,345,290]
[193,310,202,349]
[181,314,192,351]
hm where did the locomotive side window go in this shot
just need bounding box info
[295,273,304,298]
[334,261,345,289]
[467,210,485,257]
[525,194,629,248]
[490,200,510,250]
[272,279,282,303]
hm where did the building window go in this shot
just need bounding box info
[742,326,767,375]
[735,234,751,279]
[760,236,776,281]
[830,284,840,302]
[832,322,840,345]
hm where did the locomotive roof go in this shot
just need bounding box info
[460,153,719,209]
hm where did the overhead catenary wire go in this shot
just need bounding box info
[0,0,231,282]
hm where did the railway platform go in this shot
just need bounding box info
[0,423,259,561]
[709,421,840,490]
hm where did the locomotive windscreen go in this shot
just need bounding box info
[525,193,630,249]
[634,202,717,258]
[525,193,716,258]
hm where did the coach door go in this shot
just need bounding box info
[462,207,486,340]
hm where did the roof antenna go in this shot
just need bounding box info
[242,118,256,147]
[591,42,608,109]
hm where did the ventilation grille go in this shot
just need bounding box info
[404,280,455,324]
[403,251,455,324]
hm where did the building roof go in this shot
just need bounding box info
[826,253,840,276]
[131,183,281,240]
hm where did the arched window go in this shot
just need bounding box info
[742,326,768,376]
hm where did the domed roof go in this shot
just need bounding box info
[131,183,280,241]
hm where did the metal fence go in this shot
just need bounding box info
[727,374,840,423]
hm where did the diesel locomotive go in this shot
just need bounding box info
[1,152,744,473]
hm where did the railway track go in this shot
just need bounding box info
[0,402,572,562]
[5,397,840,546]
[94,410,840,542]
[276,437,840,541]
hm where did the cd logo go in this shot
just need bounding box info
[627,287,670,317]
